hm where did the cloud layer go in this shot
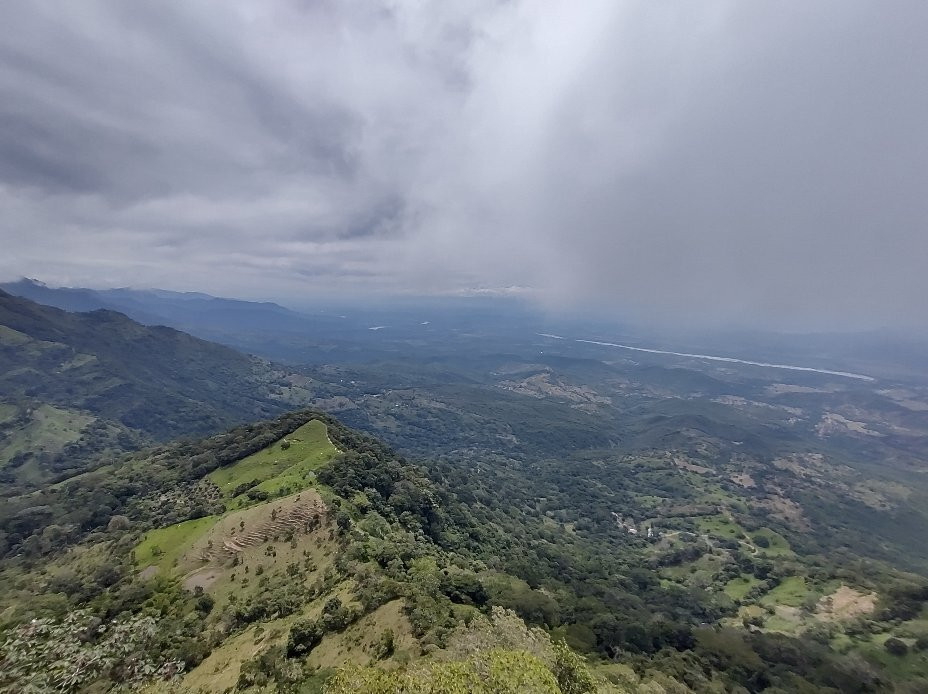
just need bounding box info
[1,1,926,329]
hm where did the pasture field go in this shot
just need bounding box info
[208,419,337,498]
[135,515,218,573]
[724,574,762,600]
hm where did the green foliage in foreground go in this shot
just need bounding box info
[4,408,928,693]
[0,610,183,692]
[325,649,563,694]
[324,609,625,693]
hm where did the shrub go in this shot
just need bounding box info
[287,619,323,658]
[884,637,908,656]
[372,629,395,660]
[552,640,598,694]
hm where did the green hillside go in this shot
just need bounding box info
[2,409,928,693]
[208,419,337,502]
[0,412,629,692]
[0,290,313,487]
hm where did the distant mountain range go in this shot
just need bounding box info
[0,278,370,363]
[5,278,928,382]
[1,278,309,332]
[0,279,548,364]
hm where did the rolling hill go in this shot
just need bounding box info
[2,292,928,692]
[3,408,927,692]
[0,290,312,486]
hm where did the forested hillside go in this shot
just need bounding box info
[0,410,619,692]
[2,408,927,692]
[0,291,312,488]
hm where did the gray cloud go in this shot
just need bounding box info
[0,1,926,329]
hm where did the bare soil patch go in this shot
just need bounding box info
[816,585,877,620]
[674,456,712,475]
[754,495,811,532]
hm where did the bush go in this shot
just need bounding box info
[195,593,215,615]
[231,479,260,497]
[552,640,598,694]
[884,637,908,656]
[287,619,323,658]
[372,629,395,660]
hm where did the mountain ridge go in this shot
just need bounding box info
[0,290,311,486]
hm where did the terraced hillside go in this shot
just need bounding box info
[119,415,620,692]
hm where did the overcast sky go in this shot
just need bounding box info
[1,1,926,330]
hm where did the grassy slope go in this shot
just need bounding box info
[724,575,762,600]
[859,637,928,679]
[209,419,337,501]
[762,576,809,607]
[751,528,793,558]
[134,516,219,574]
[697,514,745,541]
[181,595,417,693]
[131,418,428,691]
[136,420,337,577]
[185,494,333,593]
[0,404,94,469]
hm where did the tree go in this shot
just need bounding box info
[552,640,598,694]
[287,619,323,658]
[372,629,395,660]
[107,515,131,532]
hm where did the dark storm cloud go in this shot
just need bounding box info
[0,1,926,328]
[531,2,928,329]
